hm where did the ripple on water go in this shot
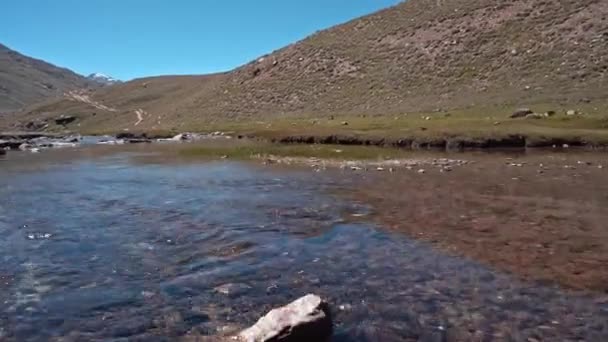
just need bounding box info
[0,151,606,341]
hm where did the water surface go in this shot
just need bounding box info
[1,146,607,341]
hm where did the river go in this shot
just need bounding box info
[1,144,607,341]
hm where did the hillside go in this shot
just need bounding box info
[0,43,100,114]
[3,0,608,135]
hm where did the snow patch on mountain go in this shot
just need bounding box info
[87,73,120,85]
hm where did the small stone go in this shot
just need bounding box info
[341,121,349,126]
[266,284,279,294]
[417,169,426,174]
[338,304,352,311]
[214,283,252,296]
[141,291,155,299]
[376,167,385,171]
[566,110,577,116]
[562,144,569,148]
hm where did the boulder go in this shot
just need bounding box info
[510,108,534,118]
[55,115,77,126]
[170,133,189,141]
[236,294,332,342]
[25,120,49,130]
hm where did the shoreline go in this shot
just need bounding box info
[270,133,608,151]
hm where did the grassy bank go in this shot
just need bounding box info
[33,101,608,149]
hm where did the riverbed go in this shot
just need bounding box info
[1,144,607,341]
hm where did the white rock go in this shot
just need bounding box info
[237,294,332,342]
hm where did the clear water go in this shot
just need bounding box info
[0,146,607,341]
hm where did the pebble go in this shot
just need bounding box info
[339,304,353,311]
[214,283,253,296]
[418,169,426,174]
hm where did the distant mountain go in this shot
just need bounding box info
[4,0,608,131]
[0,43,99,113]
[87,72,120,85]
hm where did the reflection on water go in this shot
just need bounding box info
[0,147,607,341]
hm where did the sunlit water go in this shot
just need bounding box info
[1,146,607,341]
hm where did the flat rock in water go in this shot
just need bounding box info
[236,294,332,342]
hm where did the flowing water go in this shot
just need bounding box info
[0,145,607,341]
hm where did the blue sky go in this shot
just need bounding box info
[1,0,401,80]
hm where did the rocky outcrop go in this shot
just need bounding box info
[236,294,332,342]
[0,133,80,152]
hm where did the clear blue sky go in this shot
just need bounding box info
[1,0,401,81]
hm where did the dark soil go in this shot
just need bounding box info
[272,134,607,150]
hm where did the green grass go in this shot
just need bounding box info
[72,101,608,145]
[187,103,608,143]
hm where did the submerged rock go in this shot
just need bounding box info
[213,283,252,297]
[236,294,332,342]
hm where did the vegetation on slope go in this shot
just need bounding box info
[2,0,607,140]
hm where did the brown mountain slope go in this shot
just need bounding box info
[0,43,99,113]
[5,0,608,133]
